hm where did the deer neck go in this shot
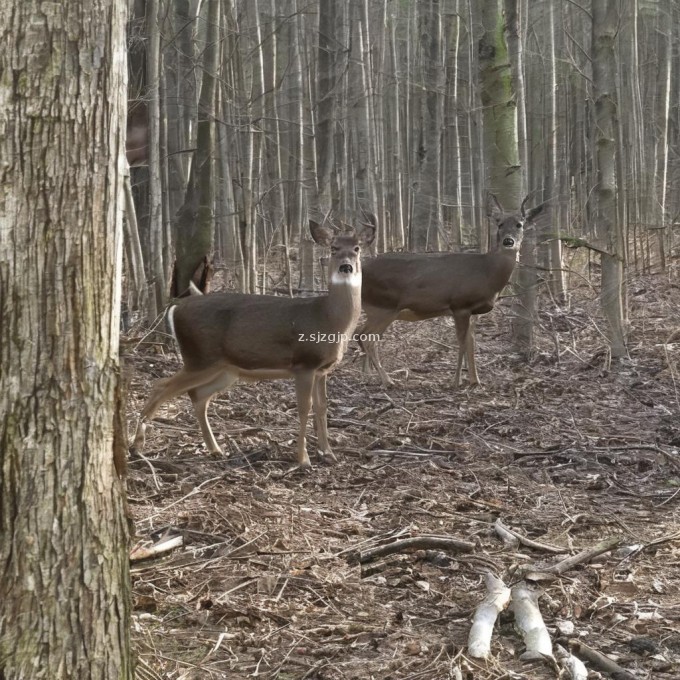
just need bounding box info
[324,270,363,334]
[487,249,520,290]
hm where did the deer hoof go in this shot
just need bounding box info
[318,450,337,464]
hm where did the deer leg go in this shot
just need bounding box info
[132,366,227,452]
[452,310,472,388]
[466,317,480,385]
[359,305,398,387]
[188,370,239,454]
[312,373,336,462]
[294,370,315,469]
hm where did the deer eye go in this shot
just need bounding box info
[354,246,360,253]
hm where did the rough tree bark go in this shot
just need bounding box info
[478,0,521,212]
[173,0,220,296]
[0,0,132,677]
[592,0,627,358]
[410,0,444,251]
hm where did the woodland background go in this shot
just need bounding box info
[125,0,678,352]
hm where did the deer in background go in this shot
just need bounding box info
[357,196,545,387]
[133,217,376,469]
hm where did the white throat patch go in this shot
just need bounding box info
[330,272,361,287]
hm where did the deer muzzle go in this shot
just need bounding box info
[339,264,354,274]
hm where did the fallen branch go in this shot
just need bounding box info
[467,572,511,659]
[544,536,621,575]
[494,519,564,554]
[594,444,680,473]
[493,519,519,549]
[359,535,475,564]
[555,643,588,680]
[511,582,553,661]
[130,534,184,562]
[569,640,637,680]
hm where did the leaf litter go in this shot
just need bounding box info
[125,273,680,679]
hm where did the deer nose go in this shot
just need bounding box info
[339,264,354,274]
[502,237,515,247]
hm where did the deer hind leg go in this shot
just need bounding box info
[294,370,315,469]
[312,373,336,462]
[452,310,474,388]
[132,366,229,453]
[358,305,398,387]
[188,369,239,454]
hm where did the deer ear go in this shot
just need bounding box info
[487,193,504,218]
[359,214,377,246]
[309,220,335,247]
[525,203,546,223]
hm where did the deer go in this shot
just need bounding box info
[132,217,376,469]
[357,196,545,388]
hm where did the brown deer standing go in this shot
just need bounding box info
[358,196,545,387]
[133,218,376,468]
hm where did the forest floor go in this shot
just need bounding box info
[124,271,680,680]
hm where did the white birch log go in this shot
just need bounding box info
[467,572,511,659]
[510,582,553,660]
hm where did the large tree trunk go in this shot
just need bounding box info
[0,0,132,677]
[410,0,444,251]
[592,0,627,358]
[173,0,220,296]
[478,0,521,211]
[503,0,535,355]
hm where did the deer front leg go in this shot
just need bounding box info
[466,317,480,386]
[313,373,336,462]
[294,370,315,469]
[358,306,397,387]
[452,310,473,388]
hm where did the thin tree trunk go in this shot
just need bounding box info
[546,0,566,302]
[592,0,627,358]
[147,0,167,317]
[411,0,444,251]
[173,0,220,295]
[123,169,148,313]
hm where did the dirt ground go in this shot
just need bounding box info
[125,271,680,680]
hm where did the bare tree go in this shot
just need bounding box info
[592,0,627,358]
[173,0,221,295]
[410,0,444,251]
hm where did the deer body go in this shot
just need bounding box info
[133,220,376,468]
[358,198,544,387]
